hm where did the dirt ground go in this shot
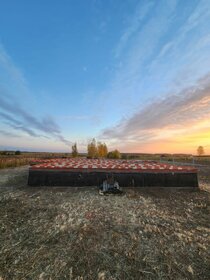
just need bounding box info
[0,166,209,280]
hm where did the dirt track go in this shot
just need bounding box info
[0,166,28,189]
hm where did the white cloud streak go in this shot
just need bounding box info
[114,0,154,58]
[101,74,210,145]
[0,44,72,147]
[94,0,210,122]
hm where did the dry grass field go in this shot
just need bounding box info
[1,152,210,169]
[0,152,70,169]
[0,165,209,279]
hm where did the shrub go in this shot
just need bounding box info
[107,150,121,159]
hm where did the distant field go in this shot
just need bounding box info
[0,152,71,169]
[122,153,210,166]
[0,151,210,169]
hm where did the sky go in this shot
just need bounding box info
[0,0,210,154]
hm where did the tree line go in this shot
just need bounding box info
[72,142,206,158]
[71,139,121,159]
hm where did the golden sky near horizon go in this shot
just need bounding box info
[111,119,210,155]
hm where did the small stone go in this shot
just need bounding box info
[187,265,194,274]
[98,271,106,280]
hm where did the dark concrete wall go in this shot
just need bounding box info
[28,170,198,188]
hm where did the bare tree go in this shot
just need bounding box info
[71,142,78,157]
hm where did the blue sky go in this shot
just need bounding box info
[0,0,210,153]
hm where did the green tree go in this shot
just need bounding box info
[87,138,98,158]
[107,149,121,159]
[15,150,21,155]
[197,146,204,156]
[71,143,78,158]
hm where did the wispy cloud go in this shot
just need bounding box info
[94,0,210,121]
[114,0,154,58]
[0,93,58,132]
[95,0,180,115]
[0,129,21,138]
[0,43,26,87]
[4,122,44,138]
[0,111,22,125]
[101,74,210,151]
[0,44,71,147]
[0,92,71,145]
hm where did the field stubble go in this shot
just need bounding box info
[0,166,209,280]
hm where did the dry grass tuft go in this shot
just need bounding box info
[0,158,35,169]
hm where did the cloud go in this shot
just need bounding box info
[0,111,22,125]
[0,43,26,87]
[0,44,72,147]
[94,0,180,115]
[0,129,21,138]
[93,0,210,123]
[101,74,210,147]
[0,93,60,134]
[146,1,210,91]
[114,0,154,58]
[4,122,43,138]
[0,93,71,145]
[56,134,72,146]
